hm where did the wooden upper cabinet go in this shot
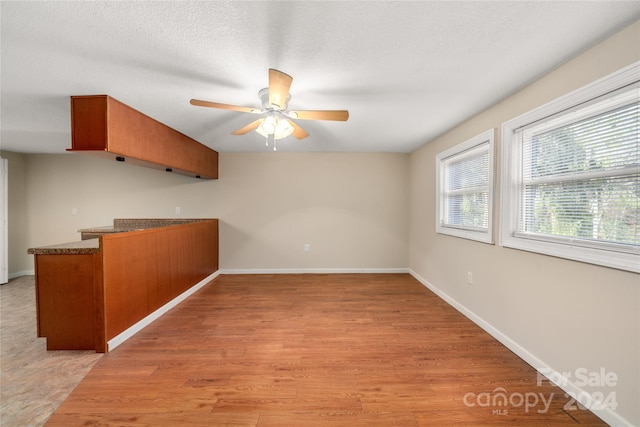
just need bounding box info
[69,95,218,179]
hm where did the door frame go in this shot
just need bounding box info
[1,157,7,284]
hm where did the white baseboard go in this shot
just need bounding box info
[220,267,410,275]
[8,270,34,279]
[107,270,220,351]
[409,269,631,427]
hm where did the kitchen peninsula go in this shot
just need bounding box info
[28,219,219,352]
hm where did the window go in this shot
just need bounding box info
[436,129,494,243]
[501,62,639,272]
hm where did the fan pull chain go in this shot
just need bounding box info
[267,133,275,151]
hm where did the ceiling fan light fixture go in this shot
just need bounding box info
[275,117,294,138]
[255,114,294,140]
[260,115,277,135]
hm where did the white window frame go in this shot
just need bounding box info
[500,61,640,273]
[436,129,495,244]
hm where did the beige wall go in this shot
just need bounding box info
[409,21,639,425]
[12,151,409,273]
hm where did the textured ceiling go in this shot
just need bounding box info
[1,1,639,154]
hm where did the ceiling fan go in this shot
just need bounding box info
[190,69,349,150]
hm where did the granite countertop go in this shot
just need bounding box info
[28,238,100,255]
[29,218,215,255]
[77,225,142,234]
[79,219,209,233]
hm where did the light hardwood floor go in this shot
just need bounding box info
[43,273,606,426]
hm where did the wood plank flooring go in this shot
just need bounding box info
[45,274,606,426]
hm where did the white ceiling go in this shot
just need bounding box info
[2,1,639,154]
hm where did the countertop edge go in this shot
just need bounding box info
[28,238,101,255]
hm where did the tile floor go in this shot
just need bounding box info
[0,276,102,426]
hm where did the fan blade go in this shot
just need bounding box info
[190,99,259,114]
[231,118,263,135]
[288,110,349,121]
[289,120,309,140]
[268,69,293,109]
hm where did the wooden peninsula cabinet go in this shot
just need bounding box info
[29,219,218,352]
[31,240,102,351]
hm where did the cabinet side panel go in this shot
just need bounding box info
[34,254,96,350]
[101,232,156,341]
[93,252,107,353]
[101,220,219,342]
[70,96,108,151]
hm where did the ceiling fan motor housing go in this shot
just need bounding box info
[259,87,290,111]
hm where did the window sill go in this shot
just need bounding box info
[437,226,494,244]
[500,234,639,273]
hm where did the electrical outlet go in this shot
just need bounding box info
[71,207,78,215]
[304,243,310,253]
[467,272,473,285]
[175,207,181,214]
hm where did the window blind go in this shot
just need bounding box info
[442,144,490,230]
[518,96,639,248]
